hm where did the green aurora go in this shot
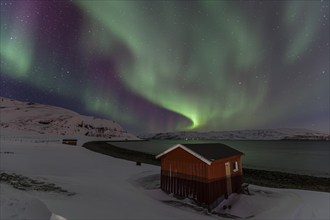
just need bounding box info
[1,1,329,132]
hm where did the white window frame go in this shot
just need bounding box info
[233,161,239,172]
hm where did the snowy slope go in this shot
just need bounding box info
[0,139,215,219]
[0,184,65,220]
[1,137,329,219]
[140,128,329,140]
[0,97,137,140]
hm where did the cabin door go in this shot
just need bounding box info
[225,162,232,194]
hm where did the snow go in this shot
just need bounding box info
[140,128,330,140]
[212,186,329,219]
[1,97,328,219]
[1,134,329,219]
[0,138,213,219]
[0,97,137,140]
[1,184,66,220]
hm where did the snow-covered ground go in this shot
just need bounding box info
[1,135,329,219]
[1,184,65,220]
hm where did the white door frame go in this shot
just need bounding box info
[225,162,232,195]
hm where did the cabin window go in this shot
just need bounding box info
[233,161,239,172]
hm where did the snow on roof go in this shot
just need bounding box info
[155,143,244,165]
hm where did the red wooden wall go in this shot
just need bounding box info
[159,147,243,207]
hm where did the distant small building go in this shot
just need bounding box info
[156,143,244,210]
[62,139,77,146]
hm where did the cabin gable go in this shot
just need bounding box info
[156,144,211,165]
[160,147,209,180]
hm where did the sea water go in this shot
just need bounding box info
[110,140,330,177]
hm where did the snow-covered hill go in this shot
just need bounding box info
[0,97,136,140]
[139,128,329,140]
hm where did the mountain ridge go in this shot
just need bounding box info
[0,97,137,140]
[139,128,329,141]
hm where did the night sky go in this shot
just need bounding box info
[0,1,329,133]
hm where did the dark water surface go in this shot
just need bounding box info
[109,140,330,177]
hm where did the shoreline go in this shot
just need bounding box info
[83,141,330,193]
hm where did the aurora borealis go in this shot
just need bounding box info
[0,1,329,133]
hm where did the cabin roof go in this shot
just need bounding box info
[156,143,244,165]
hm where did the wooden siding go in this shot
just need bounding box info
[160,147,243,180]
[159,147,244,207]
[160,147,208,179]
[160,173,243,206]
[208,155,243,180]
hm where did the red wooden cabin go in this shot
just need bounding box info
[156,143,244,210]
